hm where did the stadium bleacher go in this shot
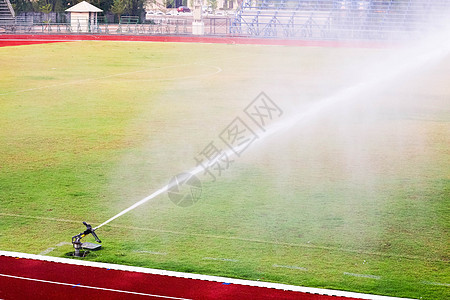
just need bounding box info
[1,0,448,40]
[0,0,15,30]
[230,0,450,40]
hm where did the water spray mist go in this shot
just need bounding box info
[73,19,450,256]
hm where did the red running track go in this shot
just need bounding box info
[0,255,366,300]
[0,34,395,48]
[0,39,65,47]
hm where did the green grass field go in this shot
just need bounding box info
[0,41,449,299]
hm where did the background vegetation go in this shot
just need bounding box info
[10,0,144,17]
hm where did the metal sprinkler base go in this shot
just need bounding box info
[81,242,102,250]
[72,222,102,257]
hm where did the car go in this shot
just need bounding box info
[177,6,191,13]
[145,11,154,20]
[202,5,212,14]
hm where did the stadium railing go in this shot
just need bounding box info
[229,0,450,40]
[0,0,15,31]
[3,0,450,41]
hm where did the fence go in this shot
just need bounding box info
[3,0,450,41]
[4,15,231,37]
[230,0,450,40]
[8,17,193,35]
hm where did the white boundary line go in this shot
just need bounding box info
[0,212,442,262]
[0,273,190,300]
[0,251,415,300]
[0,63,192,96]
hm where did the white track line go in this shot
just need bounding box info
[38,242,71,255]
[0,64,191,96]
[202,257,239,262]
[0,212,79,224]
[343,272,381,280]
[0,273,190,300]
[422,281,450,287]
[0,43,239,96]
[0,251,415,300]
[0,212,442,262]
[124,63,223,82]
[272,264,308,271]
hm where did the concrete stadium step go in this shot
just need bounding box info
[232,0,450,39]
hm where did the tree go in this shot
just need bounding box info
[111,0,126,18]
[11,0,71,13]
[11,0,143,20]
[39,1,52,23]
[126,0,145,16]
[10,0,34,12]
[39,3,52,13]
[207,0,216,12]
[111,0,144,17]
[164,0,174,9]
[96,0,115,14]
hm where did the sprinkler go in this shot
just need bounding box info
[71,222,102,257]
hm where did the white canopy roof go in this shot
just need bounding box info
[66,1,103,13]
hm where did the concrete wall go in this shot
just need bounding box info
[70,12,97,32]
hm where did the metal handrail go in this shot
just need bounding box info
[4,0,15,18]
